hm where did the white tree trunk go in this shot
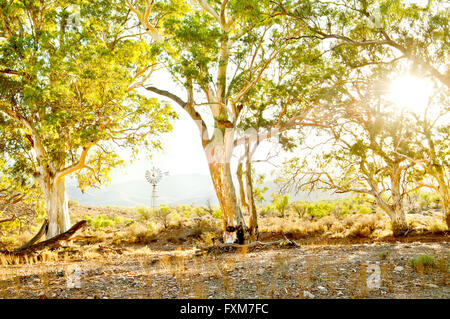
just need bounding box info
[388,166,408,236]
[389,208,408,236]
[43,178,71,239]
[204,128,246,244]
[245,153,258,241]
[440,191,450,229]
[435,176,450,229]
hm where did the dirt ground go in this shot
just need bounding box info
[0,235,448,299]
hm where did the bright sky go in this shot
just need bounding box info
[109,71,288,185]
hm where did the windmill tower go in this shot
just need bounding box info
[145,166,169,210]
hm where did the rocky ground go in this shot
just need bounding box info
[0,237,448,299]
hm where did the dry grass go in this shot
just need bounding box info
[1,199,447,252]
[259,212,390,240]
[0,239,447,299]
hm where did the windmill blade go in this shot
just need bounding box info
[146,166,168,185]
[145,170,153,183]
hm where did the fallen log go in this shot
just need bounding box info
[0,220,87,256]
[197,236,299,255]
[16,219,48,251]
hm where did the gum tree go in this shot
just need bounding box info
[0,0,175,238]
[126,0,338,243]
[274,0,449,235]
[280,69,420,236]
[274,0,449,88]
[125,0,298,243]
[231,34,346,238]
[403,85,449,228]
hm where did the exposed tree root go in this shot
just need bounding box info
[0,220,87,256]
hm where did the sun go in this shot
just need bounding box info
[388,75,433,113]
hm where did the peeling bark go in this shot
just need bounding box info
[208,161,246,244]
[244,141,258,241]
[39,173,71,239]
[446,206,450,230]
[435,174,450,229]
[422,131,449,229]
[441,191,450,229]
[390,209,408,236]
[236,162,249,213]
[205,129,246,244]
[388,165,408,236]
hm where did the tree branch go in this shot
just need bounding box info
[54,142,96,183]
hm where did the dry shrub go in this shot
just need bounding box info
[260,217,329,239]
[347,213,383,238]
[259,211,392,239]
[343,215,356,228]
[112,223,157,245]
[327,222,345,237]
[348,222,373,237]
[406,214,447,234]
[428,221,447,234]
[198,231,216,246]
[190,218,219,237]
[167,235,188,244]
[317,216,336,230]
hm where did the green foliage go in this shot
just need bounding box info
[253,173,269,205]
[212,207,222,219]
[418,192,441,210]
[269,195,375,219]
[409,255,438,271]
[135,207,152,222]
[154,205,172,229]
[85,214,122,229]
[271,194,289,217]
[0,0,176,196]
[305,201,333,219]
[357,205,372,215]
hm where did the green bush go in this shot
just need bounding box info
[306,201,334,219]
[135,207,152,221]
[212,207,222,219]
[154,205,172,228]
[271,194,289,217]
[418,192,441,210]
[85,214,121,229]
[357,205,372,214]
[409,255,438,271]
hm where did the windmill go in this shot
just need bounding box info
[145,166,169,210]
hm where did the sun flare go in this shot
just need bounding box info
[388,75,433,113]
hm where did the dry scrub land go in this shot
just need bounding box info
[0,239,448,299]
[0,203,448,299]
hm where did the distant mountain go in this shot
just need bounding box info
[67,174,338,207]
